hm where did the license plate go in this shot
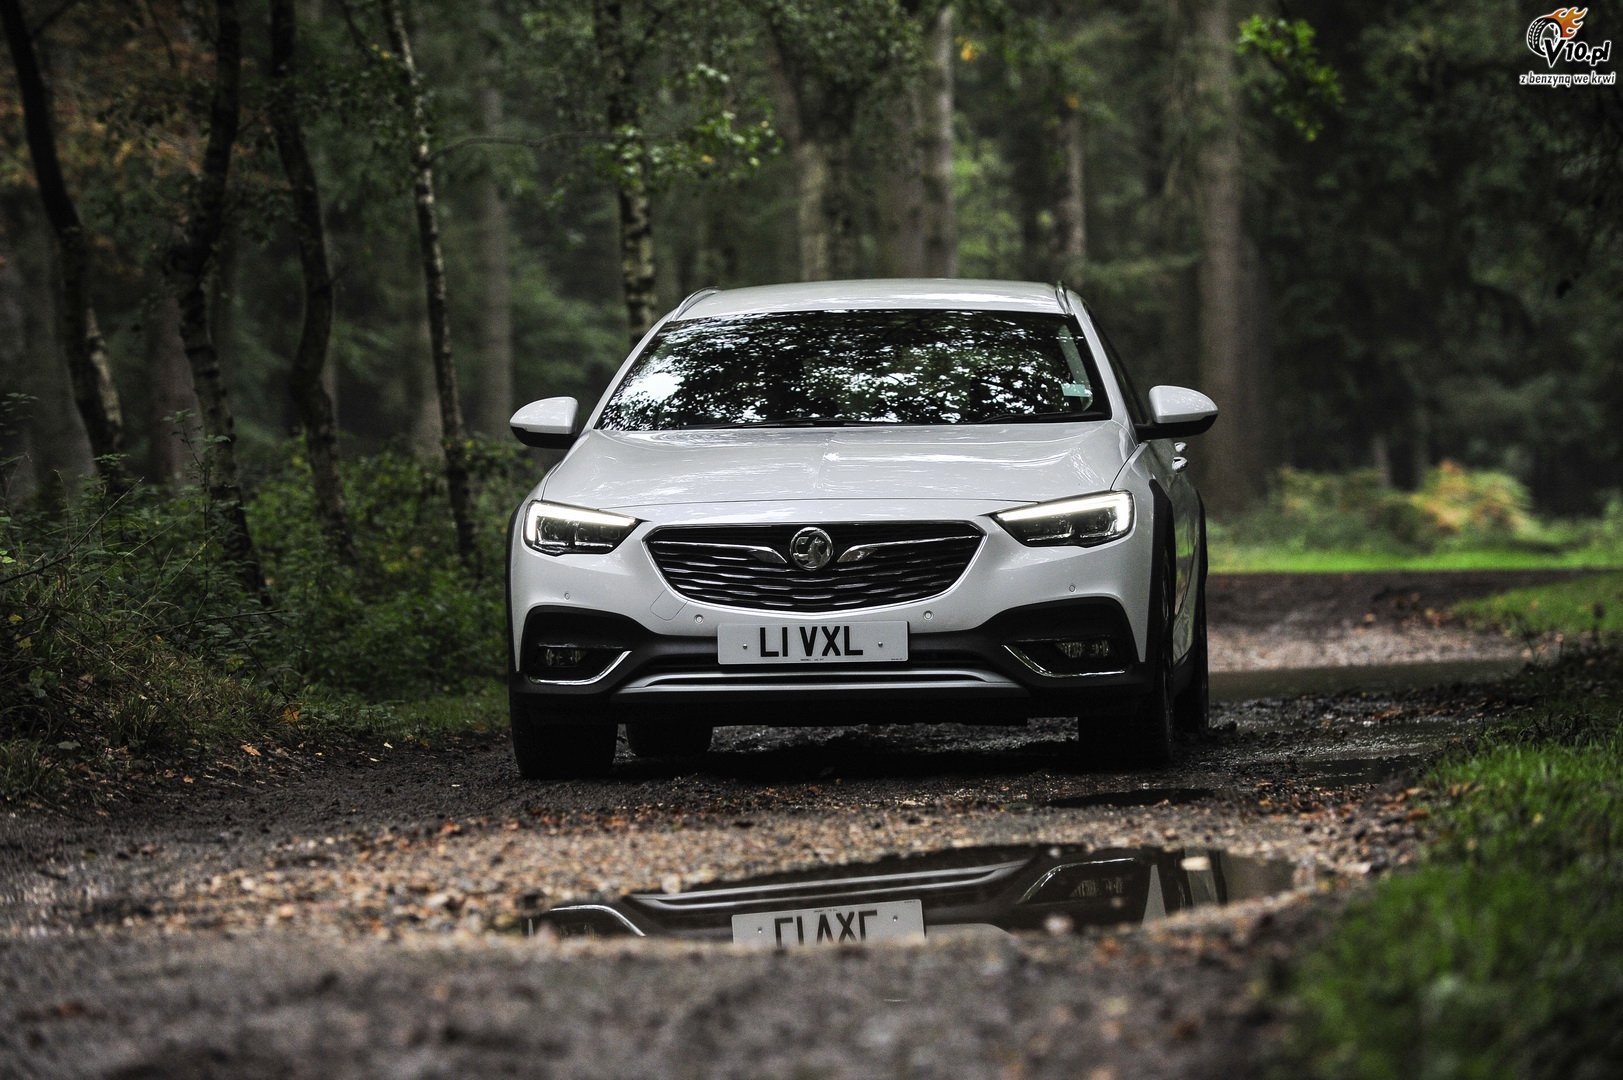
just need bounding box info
[731,899,925,948]
[718,621,908,665]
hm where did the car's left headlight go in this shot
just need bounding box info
[522,500,640,555]
[993,491,1134,548]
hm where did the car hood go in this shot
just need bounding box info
[540,424,1133,511]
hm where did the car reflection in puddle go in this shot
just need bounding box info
[526,845,1303,947]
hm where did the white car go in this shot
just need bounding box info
[506,279,1217,778]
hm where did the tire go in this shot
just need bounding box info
[510,694,617,780]
[625,718,714,758]
[1173,540,1210,735]
[1119,542,1176,765]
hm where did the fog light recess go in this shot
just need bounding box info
[1006,637,1124,677]
[526,643,626,683]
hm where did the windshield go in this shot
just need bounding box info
[596,309,1111,431]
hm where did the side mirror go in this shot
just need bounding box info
[1136,385,1217,441]
[510,397,580,450]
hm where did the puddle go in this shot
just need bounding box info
[525,844,1303,946]
[1290,754,1428,786]
[1212,657,1522,701]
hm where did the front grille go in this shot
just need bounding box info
[645,521,983,613]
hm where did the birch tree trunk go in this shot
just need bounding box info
[1,0,125,488]
[165,0,268,599]
[271,0,354,562]
[381,0,477,569]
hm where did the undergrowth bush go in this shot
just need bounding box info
[1,442,532,802]
[249,443,528,697]
[1213,462,1606,557]
[1,479,282,799]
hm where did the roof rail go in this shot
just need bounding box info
[1052,282,1075,318]
[673,287,721,318]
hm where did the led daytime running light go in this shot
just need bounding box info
[994,491,1133,547]
[524,500,639,555]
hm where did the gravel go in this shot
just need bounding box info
[0,571,1557,1079]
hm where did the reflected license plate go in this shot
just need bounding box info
[731,899,925,948]
[717,621,908,665]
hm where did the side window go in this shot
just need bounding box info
[1087,310,1150,428]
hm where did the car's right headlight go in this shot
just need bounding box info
[521,500,640,555]
[993,491,1134,548]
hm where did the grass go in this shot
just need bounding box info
[327,682,507,746]
[1211,546,1621,574]
[1274,649,1623,1079]
[1452,571,1623,641]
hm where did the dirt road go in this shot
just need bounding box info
[0,572,1559,1078]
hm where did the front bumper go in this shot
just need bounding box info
[507,497,1158,723]
[509,597,1151,723]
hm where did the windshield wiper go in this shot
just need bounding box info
[972,410,1088,424]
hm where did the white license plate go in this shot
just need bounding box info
[717,621,908,665]
[731,899,925,948]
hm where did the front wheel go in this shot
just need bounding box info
[510,694,617,780]
[1118,544,1176,765]
[1173,554,1209,734]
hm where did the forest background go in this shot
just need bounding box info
[1,0,1621,789]
[4,0,1619,515]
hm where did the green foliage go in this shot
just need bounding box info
[249,442,530,698]
[1276,649,1623,1080]
[522,1,782,195]
[0,443,531,802]
[1215,464,1553,556]
[0,478,282,801]
[1258,0,1623,506]
[1236,14,1343,142]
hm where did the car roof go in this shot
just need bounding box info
[673,279,1069,321]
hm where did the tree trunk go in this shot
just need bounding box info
[874,44,924,278]
[918,3,956,278]
[764,38,838,282]
[381,0,477,570]
[794,136,833,280]
[2,0,126,489]
[0,193,93,497]
[0,200,37,501]
[822,136,860,279]
[593,0,657,348]
[271,0,355,562]
[1056,103,1085,277]
[876,155,925,277]
[470,0,514,434]
[144,286,200,485]
[1193,0,1262,513]
[165,0,268,600]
